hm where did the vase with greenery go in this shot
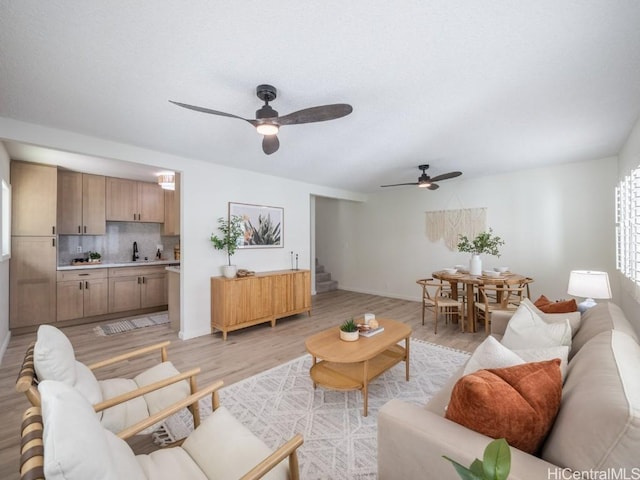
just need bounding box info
[88,251,101,263]
[443,438,511,480]
[210,215,244,278]
[457,228,505,275]
[339,318,359,342]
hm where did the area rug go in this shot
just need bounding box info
[93,312,170,336]
[155,339,469,479]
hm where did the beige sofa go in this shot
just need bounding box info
[378,302,640,479]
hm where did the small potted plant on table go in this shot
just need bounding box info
[210,215,244,278]
[339,318,359,342]
[457,228,504,276]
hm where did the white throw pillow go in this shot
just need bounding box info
[521,298,581,335]
[463,336,525,375]
[34,324,77,385]
[513,346,570,382]
[502,303,572,350]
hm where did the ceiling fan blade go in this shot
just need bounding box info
[429,171,462,182]
[380,182,419,187]
[427,183,440,190]
[278,104,353,125]
[262,135,280,155]
[169,100,257,126]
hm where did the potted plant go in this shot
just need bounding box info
[88,251,101,263]
[339,318,359,342]
[443,438,511,480]
[210,215,244,278]
[457,228,505,275]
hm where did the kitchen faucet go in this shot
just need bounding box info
[132,241,139,261]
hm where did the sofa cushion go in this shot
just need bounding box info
[534,295,578,314]
[99,378,150,433]
[521,298,581,336]
[445,360,562,454]
[73,361,103,419]
[39,380,146,480]
[134,361,190,415]
[570,302,639,358]
[182,405,290,480]
[462,335,524,375]
[34,324,77,385]
[501,303,572,350]
[542,330,640,471]
[136,447,208,480]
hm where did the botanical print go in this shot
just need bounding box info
[229,202,283,248]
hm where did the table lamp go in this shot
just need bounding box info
[567,270,612,312]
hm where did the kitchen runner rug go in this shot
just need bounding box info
[93,312,169,336]
[154,339,469,480]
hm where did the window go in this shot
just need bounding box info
[615,166,640,283]
[0,178,10,261]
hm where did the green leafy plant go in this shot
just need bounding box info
[88,251,101,260]
[443,438,511,480]
[210,215,244,266]
[457,228,505,257]
[340,318,358,333]
[246,213,281,245]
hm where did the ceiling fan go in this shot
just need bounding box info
[381,164,462,190]
[169,84,353,155]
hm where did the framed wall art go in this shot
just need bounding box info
[229,202,283,248]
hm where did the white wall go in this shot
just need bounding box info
[0,117,365,341]
[617,115,640,330]
[0,143,10,362]
[316,156,617,304]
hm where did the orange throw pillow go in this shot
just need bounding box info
[534,295,578,314]
[445,359,562,454]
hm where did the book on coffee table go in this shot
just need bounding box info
[359,326,384,337]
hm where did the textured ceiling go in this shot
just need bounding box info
[1,1,640,192]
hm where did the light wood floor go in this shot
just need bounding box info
[0,289,485,479]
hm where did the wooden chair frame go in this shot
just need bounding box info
[416,279,464,333]
[15,340,202,428]
[19,381,303,480]
[475,283,526,333]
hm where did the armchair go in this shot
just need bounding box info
[19,379,303,480]
[16,324,201,434]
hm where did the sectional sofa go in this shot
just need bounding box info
[378,302,640,479]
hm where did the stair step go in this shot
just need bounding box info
[315,264,325,274]
[316,280,338,293]
[315,272,331,282]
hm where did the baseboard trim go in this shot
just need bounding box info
[0,330,11,366]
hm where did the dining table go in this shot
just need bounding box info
[431,270,529,333]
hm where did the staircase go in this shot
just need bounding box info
[315,259,338,293]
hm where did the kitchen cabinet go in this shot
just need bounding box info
[11,161,57,236]
[56,269,109,321]
[162,172,180,235]
[106,177,165,223]
[210,269,311,340]
[108,265,168,313]
[57,171,106,235]
[9,236,57,328]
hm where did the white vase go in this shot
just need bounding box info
[339,330,359,342]
[469,254,482,276]
[222,265,237,278]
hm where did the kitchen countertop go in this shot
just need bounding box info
[58,260,180,271]
[165,266,180,274]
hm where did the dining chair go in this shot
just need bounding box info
[16,324,201,435]
[474,283,526,333]
[416,279,464,333]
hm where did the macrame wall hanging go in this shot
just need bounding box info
[425,207,487,251]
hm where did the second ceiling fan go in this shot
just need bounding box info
[170,84,353,155]
[381,164,462,190]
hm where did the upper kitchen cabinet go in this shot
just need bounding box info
[106,177,165,223]
[162,172,180,235]
[57,171,106,235]
[11,161,57,236]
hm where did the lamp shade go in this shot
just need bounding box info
[567,270,612,299]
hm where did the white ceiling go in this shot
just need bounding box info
[1,1,639,192]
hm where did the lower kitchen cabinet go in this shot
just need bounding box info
[57,269,108,321]
[108,265,168,313]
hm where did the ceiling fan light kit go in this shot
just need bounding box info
[381,164,462,190]
[170,83,352,154]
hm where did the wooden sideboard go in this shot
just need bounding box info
[210,269,311,340]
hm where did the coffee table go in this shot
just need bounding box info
[304,318,411,416]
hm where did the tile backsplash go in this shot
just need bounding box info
[58,222,180,265]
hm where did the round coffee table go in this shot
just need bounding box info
[304,318,411,416]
